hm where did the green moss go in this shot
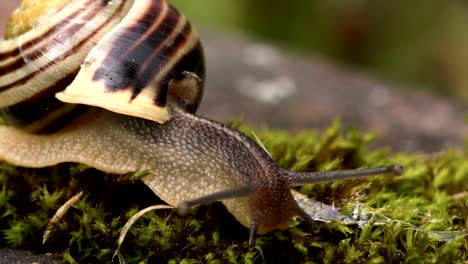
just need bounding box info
[0,121,467,263]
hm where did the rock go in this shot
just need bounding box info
[198,30,467,152]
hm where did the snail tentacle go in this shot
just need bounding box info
[286,164,403,187]
[178,183,254,216]
[249,214,259,248]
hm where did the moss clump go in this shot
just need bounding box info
[0,120,466,263]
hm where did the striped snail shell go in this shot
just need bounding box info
[0,0,203,132]
[0,0,402,247]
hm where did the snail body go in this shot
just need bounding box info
[0,0,402,247]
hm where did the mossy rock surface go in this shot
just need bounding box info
[0,121,466,263]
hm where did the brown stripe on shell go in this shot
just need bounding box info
[28,104,91,134]
[0,0,97,73]
[0,0,133,131]
[0,0,99,61]
[92,0,169,92]
[135,6,188,106]
[152,22,193,107]
[1,103,91,134]
[0,0,127,92]
[0,69,78,132]
[1,0,204,128]
[91,1,202,111]
[0,1,131,109]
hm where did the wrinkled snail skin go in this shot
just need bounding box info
[0,0,403,247]
[0,101,298,235]
[135,104,300,235]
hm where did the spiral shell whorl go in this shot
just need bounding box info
[5,0,72,38]
[0,0,205,132]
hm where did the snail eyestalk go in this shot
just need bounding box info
[287,164,403,187]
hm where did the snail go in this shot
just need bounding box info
[0,0,402,247]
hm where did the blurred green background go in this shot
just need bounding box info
[171,0,468,105]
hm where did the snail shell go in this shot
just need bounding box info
[0,0,402,247]
[0,0,204,132]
